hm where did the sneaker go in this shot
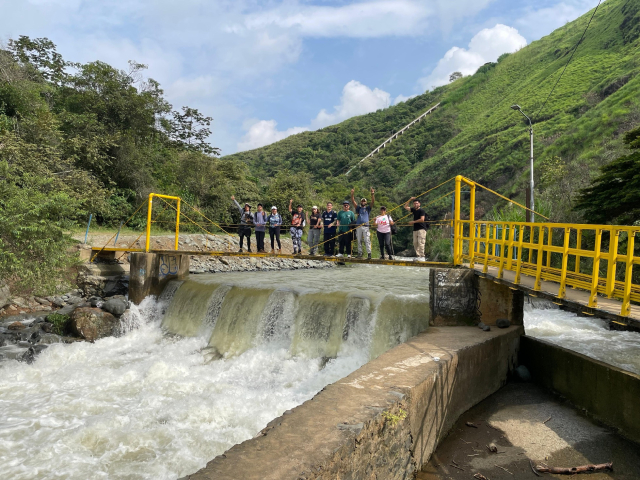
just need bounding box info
[336,253,343,258]
[293,249,298,255]
[278,249,282,254]
[389,255,393,260]
[347,255,351,258]
[248,249,252,253]
[416,257,425,262]
[367,253,371,260]
[356,253,363,258]
[238,248,243,253]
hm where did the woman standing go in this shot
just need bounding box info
[307,206,322,255]
[374,206,394,260]
[267,206,282,253]
[254,203,268,253]
[231,195,254,253]
[288,200,306,255]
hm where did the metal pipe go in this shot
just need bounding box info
[511,105,534,222]
[84,214,92,244]
[114,221,123,246]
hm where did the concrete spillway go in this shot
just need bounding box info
[0,265,434,480]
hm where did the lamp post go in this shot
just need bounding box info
[511,104,534,223]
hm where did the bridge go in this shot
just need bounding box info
[89,176,640,329]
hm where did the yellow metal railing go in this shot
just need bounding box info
[452,176,640,317]
[145,193,181,252]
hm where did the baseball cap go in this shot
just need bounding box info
[342,200,350,205]
[312,205,318,210]
[271,206,277,210]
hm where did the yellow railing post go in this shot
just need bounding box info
[468,183,476,268]
[558,227,571,299]
[574,229,582,274]
[175,198,181,250]
[606,229,619,298]
[534,225,545,291]
[497,224,507,279]
[483,223,491,274]
[145,193,154,253]
[588,228,603,308]
[506,223,516,271]
[546,228,553,267]
[453,176,462,265]
[621,231,635,316]
[514,224,525,285]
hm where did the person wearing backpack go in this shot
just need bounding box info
[374,206,395,260]
[267,206,282,253]
[254,203,268,253]
[288,199,306,255]
[231,195,254,253]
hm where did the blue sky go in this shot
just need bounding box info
[1,0,597,155]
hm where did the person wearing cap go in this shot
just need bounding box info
[267,206,282,253]
[336,200,355,258]
[307,206,322,255]
[350,187,374,260]
[231,195,254,252]
[288,199,306,255]
[321,202,338,256]
[254,203,268,253]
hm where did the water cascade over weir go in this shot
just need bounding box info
[160,266,432,362]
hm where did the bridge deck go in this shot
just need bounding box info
[472,264,640,329]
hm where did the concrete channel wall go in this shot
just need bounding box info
[520,336,640,444]
[186,326,523,480]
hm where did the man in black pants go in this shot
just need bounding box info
[321,202,338,256]
[231,195,254,252]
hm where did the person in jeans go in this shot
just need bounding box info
[307,206,322,255]
[288,199,306,255]
[374,206,394,260]
[350,187,375,259]
[336,200,355,258]
[321,202,338,256]
[253,203,268,252]
[267,206,282,253]
[231,195,254,252]
[404,197,427,260]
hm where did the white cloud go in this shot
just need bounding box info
[419,24,526,90]
[238,120,309,151]
[514,0,596,40]
[238,79,391,151]
[394,94,417,104]
[310,80,390,129]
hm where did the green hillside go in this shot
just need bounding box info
[227,0,640,223]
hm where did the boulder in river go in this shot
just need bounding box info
[69,307,118,342]
[102,298,128,316]
[8,322,26,331]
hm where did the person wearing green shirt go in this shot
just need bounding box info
[336,200,356,258]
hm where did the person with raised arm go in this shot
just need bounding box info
[403,197,427,261]
[351,187,374,260]
[231,195,254,253]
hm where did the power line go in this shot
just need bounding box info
[534,0,602,121]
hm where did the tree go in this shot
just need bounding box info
[166,106,220,156]
[8,36,71,84]
[449,71,463,82]
[574,127,640,224]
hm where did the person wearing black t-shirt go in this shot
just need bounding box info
[308,206,322,255]
[404,197,428,260]
[321,202,338,256]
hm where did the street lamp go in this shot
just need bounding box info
[511,104,534,222]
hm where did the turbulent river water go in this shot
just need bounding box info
[1,266,638,480]
[0,266,431,480]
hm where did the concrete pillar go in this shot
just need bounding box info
[129,252,190,304]
[476,276,524,326]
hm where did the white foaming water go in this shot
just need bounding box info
[0,265,431,480]
[524,300,640,376]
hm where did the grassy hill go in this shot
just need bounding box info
[227,0,640,223]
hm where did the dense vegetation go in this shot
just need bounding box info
[2,0,640,294]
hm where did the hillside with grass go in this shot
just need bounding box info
[227,0,640,223]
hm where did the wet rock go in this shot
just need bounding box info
[102,298,128,316]
[515,365,532,382]
[33,344,48,353]
[89,296,103,308]
[51,297,65,307]
[55,304,77,317]
[69,307,118,342]
[482,325,491,332]
[40,322,53,333]
[34,297,50,305]
[38,333,64,344]
[8,321,26,331]
[477,322,486,329]
[66,296,84,305]
[18,341,31,348]
[20,346,36,364]
[496,318,510,328]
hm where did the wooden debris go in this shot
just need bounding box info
[543,416,552,424]
[466,421,478,428]
[529,460,541,477]
[473,474,489,480]
[450,464,465,471]
[532,462,613,475]
[460,438,471,444]
[495,464,513,475]
[486,443,498,453]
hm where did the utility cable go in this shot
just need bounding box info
[534,0,602,120]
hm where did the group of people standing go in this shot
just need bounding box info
[231,189,428,260]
